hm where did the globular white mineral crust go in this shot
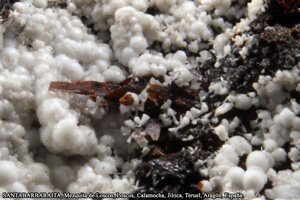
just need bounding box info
[0,0,299,199]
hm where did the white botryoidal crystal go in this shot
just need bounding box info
[103,65,125,83]
[263,138,278,152]
[38,98,97,155]
[272,148,287,163]
[224,166,245,190]
[111,6,159,65]
[246,151,273,172]
[55,54,84,80]
[33,0,47,8]
[6,182,28,192]
[288,147,300,162]
[215,144,239,166]
[243,166,267,192]
[265,170,300,199]
[0,160,19,186]
[279,108,295,128]
[52,118,85,149]
[129,35,148,54]
[228,136,252,156]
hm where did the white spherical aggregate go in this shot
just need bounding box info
[129,35,148,54]
[243,166,267,192]
[7,182,28,192]
[215,145,239,166]
[246,151,271,172]
[33,0,47,8]
[279,108,295,128]
[272,148,287,163]
[53,118,82,149]
[0,161,19,186]
[228,136,252,156]
[225,166,245,188]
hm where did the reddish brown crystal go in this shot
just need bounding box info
[119,93,135,106]
[49,76,201,118]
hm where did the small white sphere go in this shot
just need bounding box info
[150,64,167,77]
[0,160,19,186]
[279,108,295,128]
[215,145,239,166]
[293,117,300,131]
[69,27,83,41]
[272,148,287,163]
[243,166,267,192]
[1,47,20,67]
[27,163,50,184]
[32,40,45,50]
[99,135,115,146]
[67,2,77,13]
[36,52,55,66]
[103,67,125,83]
[94,161,117,175]
[246,151,270,172]
[62,61,84,80]
[7,181,27,192]
[80,173,99,188]
[263,139,278,152]
[56,54,83,79]
[228,136,252,156]
[266,168,277,182]
[129,36,148,54]
[288,147,300,162]
[13,2,26,13]
[53,118,82,149]
[225,166,245,188]
[33,64,50,76]
[19,52,36,69]
[290,131,300,141]
[95,60,109,73]
[121,47,138,65]
[33,0,47,8]
[77,165,94,178]
[133,63,150,76]
[235,94,252,110]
